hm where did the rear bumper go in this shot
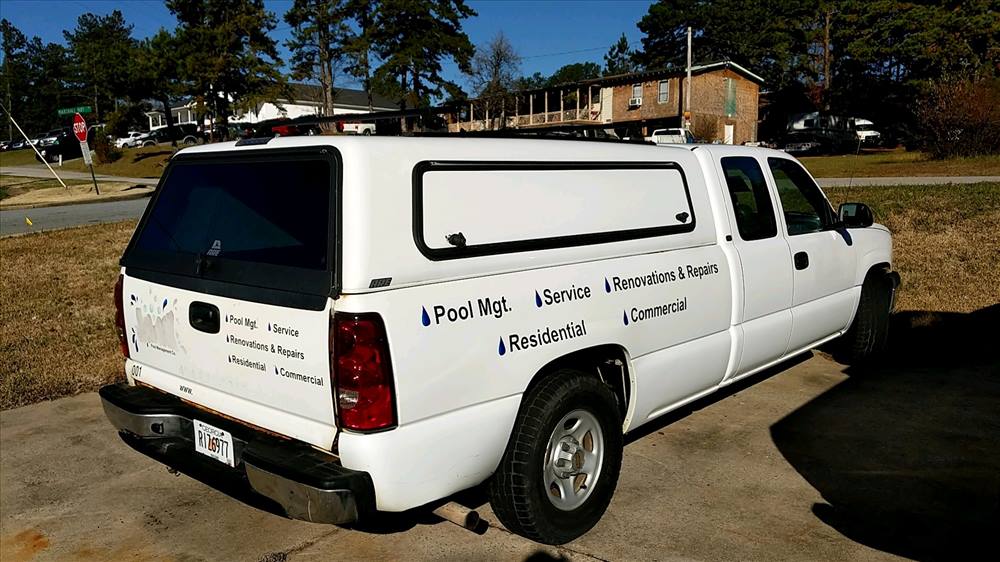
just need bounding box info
[99,383,373,524]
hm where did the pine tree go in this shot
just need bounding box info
[369,0,476,118]
[604,33,638,76]
[285,0,347,118]
[166,0,287,129]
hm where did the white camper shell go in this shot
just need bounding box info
[101,136,899,545]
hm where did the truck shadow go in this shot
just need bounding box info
[771,304,1000,561]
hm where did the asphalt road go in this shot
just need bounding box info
[3,310,997,562]
[0,196,149,236]
[0,165,158,186]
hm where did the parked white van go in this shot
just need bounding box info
[101,136,899,544]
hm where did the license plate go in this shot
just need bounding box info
[193,419,235,467]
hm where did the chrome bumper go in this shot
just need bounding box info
[99,383,373,525]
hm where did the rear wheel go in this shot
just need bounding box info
[839,270,892,363]
[489,370,622,544]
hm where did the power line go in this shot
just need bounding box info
[522,46,606,59]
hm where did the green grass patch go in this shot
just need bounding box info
[801,150,1000,178]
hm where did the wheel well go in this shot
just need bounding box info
[526,345,632,420]
[866,262,891,280]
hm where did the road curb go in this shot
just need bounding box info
[1,188,153,211]
[0,218,137,239]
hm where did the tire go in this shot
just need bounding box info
[840,270,892,363]
[489,370,623,545]
[362,129,372,136]
[182,136,197,146]
[142,141,155,147]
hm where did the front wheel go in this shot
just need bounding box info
[839,270,894,363]
[489,370,623,544]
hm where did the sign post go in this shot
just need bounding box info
[73,113,99,195]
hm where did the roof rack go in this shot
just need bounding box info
[407,129,654,145]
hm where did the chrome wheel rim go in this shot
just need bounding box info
[543,409,604,511]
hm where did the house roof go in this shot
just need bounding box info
[517,60,765,95]
[147,84,398,115]
[286,83,397,110]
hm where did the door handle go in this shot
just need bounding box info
[794,251,809,270]
[189,301,220,334]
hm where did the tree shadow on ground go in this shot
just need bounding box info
[771,304,1000,561]
[130,150,173,163]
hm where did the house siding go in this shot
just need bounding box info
[688,69,758,145]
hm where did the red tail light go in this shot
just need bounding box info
[331,313,396,431]
[336,121,344,132]
[114,275,130,359]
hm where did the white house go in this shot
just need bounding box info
[145,84,397,131]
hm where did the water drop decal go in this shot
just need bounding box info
[130,294,136,304]
[268,323,272,331]
[162,298,168,309]
[421,307,431,326]
[275,367,279,375]
[498,338,507,356]
[534,291,543,308]
[623,310,629,326]
[604,278,611,293]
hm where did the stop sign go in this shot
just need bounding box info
[72,113,88,142]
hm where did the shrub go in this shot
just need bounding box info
[93,133,122,164]
[916,76,1000,159]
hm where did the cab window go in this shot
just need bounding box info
[767,157,834,235]
[721,157,776,241]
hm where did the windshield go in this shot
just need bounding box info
[124,150,336,296]
[855,124,874,131]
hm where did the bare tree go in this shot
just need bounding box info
[468,32,521,129]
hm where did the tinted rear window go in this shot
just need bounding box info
[124,152,335,295]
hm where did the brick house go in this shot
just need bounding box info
[448,60,763,144]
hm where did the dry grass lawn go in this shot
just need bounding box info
[801,150,1000,178]
[1,222,135,409]
[61,145,174,178]
[825,182,1000,313]
[0,175,91,201]
[1,182,998,409]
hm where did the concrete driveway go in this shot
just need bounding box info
[2,309,997,561]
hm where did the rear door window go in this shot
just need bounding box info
[721,157,777,241]
[124,150,336,296]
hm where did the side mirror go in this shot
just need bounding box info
[838,202,874,228]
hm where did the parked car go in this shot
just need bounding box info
[36,129,83,163]
[849,118,882,145]
[100,138,898,546]
[0,140,10,151]
[116,131,146,149]
[269,122,321,137]
[139,124,204,147]
[37,129,66,147]
[337,120,375,135]
[646,127,695,144]
[9,138,27,150]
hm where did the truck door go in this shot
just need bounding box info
[766,157,857,353]
[718,156,793,375]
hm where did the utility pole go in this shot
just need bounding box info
[685,26,692,129]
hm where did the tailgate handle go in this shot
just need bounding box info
[189,302,220,334]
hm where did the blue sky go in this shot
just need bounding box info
[0,0,655,91]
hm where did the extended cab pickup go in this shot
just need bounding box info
[101,138,898,545]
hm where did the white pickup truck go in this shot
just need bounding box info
[646,127,695,144]
[101,137,898,545]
